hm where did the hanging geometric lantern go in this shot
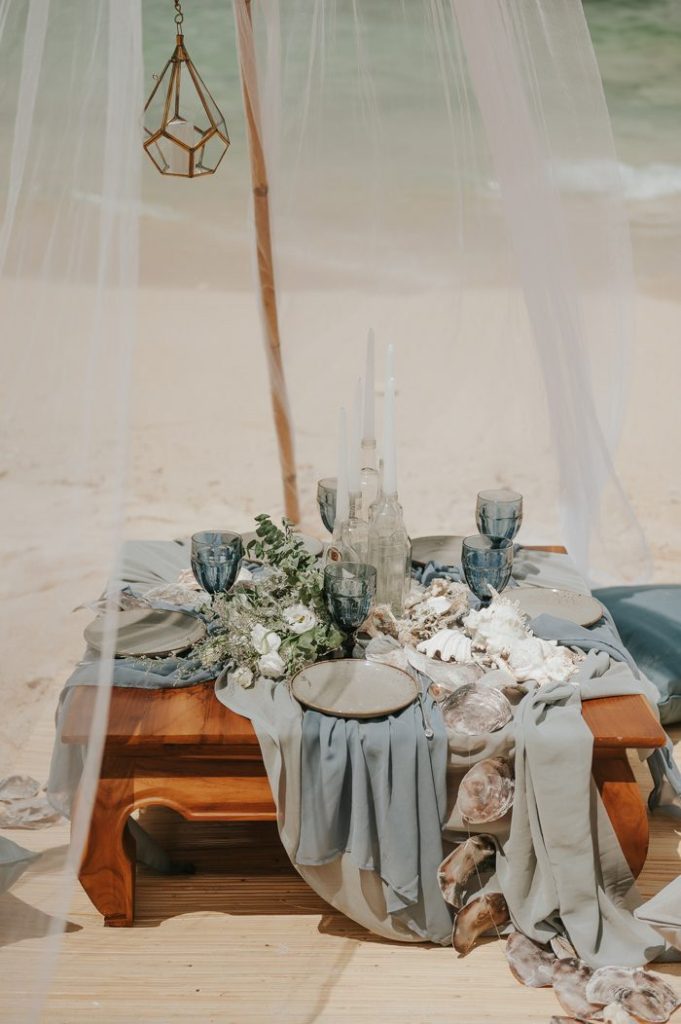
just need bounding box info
[143,0,230,178]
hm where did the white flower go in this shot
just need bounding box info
[258,651,286,679]
[283,603,317,635]
[232,665,254,689]
[251,623,282,655]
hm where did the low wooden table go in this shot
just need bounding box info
[62,682,666,927]
[62,545,667,927]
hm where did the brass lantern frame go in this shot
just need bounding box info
[143,4,230,178]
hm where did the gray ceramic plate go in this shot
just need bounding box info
[411,535,464,568]
[84,608,206,658]
[242,531,324,559]
[291,659,419,719]
[512,587,604,627]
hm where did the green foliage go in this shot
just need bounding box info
[195,515,343,681]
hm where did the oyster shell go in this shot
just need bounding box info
[552,958,601,1021]
[441,685,513,736]
[602,1004,641,1024]
[551,935,577,961]
[457,756,515,824]
[586,967,680,1023]
[505,931,556,988]
[362,603,400,640]
[400,580,470,644]
[407,647,483,693]
[417,628,474,664]
[364,636,410,671]
[437,836,496,907]
[476,668,528,704]
[464,592,529,656]
[452,892,510,955]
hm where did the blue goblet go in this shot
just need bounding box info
[462,535,513,605]
[323,562,376,657]
[476,488,523,543]
[191,531,244,596]
[317,477,338,535]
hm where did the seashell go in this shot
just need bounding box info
[457,756,515,824]
[417,629,474,664]
[476,669,529,704]
[505,636,580,687]
[551,935,577,961]
[362,603,400,639]
[406,647,483,692]
[464,592,530,656]
[549,1019,583,1024]
[505,931,556,988]
[586,967,680,1023]
[452,892,510,955]
[441,684,513,736]
[0,775,42,802]
[552,958,601,1021]
[602,1003,641,1024]
[364,636,410,671]
[437,836,496,908]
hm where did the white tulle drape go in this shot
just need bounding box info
[241,0,647,583]
[0,2,142,1019]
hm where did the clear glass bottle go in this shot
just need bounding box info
[360,439,380,521]
[334,491,369,562]
[367,491,411,615]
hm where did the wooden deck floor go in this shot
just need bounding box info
[2,701,680,1024]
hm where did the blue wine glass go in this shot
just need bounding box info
[191,531,244,596]
[476,488,523,542]
[462,535,513,605]
[317,477,337,535]
[324,562,376,657]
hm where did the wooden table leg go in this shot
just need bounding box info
[592,748,649,878]
[78,754,137,927]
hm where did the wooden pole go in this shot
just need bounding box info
[236,0,300,523]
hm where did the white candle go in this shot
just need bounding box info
[336,406,349,523]
[386,343,395,391]
[349,378,362,496]
[383,377,397,496]
[363,329,375,444]
[166,116,194,175]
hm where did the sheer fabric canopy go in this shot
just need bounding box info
[0,0,648,1017]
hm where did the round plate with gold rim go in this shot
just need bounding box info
[291,659,419,719]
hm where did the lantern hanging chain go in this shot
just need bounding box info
[174,0,184,31]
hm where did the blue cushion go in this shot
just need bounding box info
[593,586,681,726]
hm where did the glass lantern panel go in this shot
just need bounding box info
[184,57,226,132]
[155,132,193,176]
[143,58,175,139]
[194,130,229,175]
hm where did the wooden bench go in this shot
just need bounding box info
[62,545,667,927]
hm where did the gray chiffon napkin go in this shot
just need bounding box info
[296,685,453,940]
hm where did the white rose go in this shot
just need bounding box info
[251,624,282,655]
[232,665,254,689]
[283,603,317,635]
[258,651,286,679]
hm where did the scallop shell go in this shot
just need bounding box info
[457,756,515,824]
[505,931,556,988]
[437,835,496,907]
[452,892,510,955]
[586,967,680,1023]
[552,958,601,1021]
[417,629,474,664]
[441,684,513,736]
